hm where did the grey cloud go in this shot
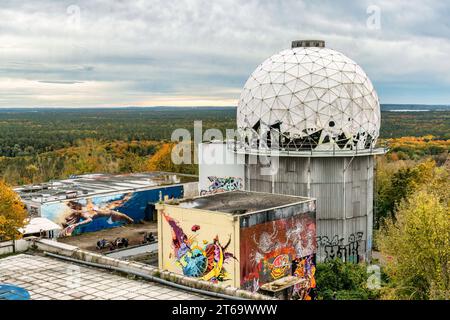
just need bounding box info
[0,0,449,107]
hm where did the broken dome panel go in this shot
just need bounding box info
[237,47,381,151]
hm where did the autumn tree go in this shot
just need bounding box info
[0,180,28,241]
[375,158,437,227]
[377,165,450,300]
[146,143,177,172]
[146,142,197,175]
[61,139,118,176]
[24,164,39,183]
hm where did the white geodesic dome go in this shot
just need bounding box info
[237,42,380,151]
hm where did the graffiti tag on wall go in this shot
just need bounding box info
[163,212,236,283]
[200,176,242,196]
[316,232,364,263]
[239,212,316,294]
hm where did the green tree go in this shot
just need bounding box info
[377,166,450,299]
[376,158,436,228]
[315,259,380,300]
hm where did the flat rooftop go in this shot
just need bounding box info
[0,254,208,300]
[178,190,312,215]
[15,172,198,203]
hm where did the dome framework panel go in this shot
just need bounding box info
[237,46,381,152]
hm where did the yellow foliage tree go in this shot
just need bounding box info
[146,142,197,174]
[377,166,450,300]
[61,139,118,176]
[146,143,177,172]
[0,180,28,241]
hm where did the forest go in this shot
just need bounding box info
[0,107,235,157]
[0,106,449,300]
[0,107,449,158]
[0,108,449,187]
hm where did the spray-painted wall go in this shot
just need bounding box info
[157,198,317,298]
[41,185,184,237]
[158,205,240,287]
[198,142,245,195]
[239,202,317,299]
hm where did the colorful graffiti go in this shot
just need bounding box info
[200,176,242,196]
[41,185,183,236]
[316,232,364,263]
[270,254,290,279]
[57,193,134,237]
[240,212,316,293]
[292,255,316,300]
[163,212,236,283]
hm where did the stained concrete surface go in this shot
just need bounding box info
[0,254,208,300]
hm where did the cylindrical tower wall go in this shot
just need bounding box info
[244,154,374,262]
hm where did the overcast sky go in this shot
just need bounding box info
[0,0,449,107]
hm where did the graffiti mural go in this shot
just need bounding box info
[163,212,236,283]
[41,185,183,237]
[240,212,316,293]
[200,176,242,196]
[292,255,316,300]
[316,232,364,263]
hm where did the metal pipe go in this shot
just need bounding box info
[44,251,248,300]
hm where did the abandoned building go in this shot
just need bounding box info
[157,190,317,299]
[198,40,385,263]
[15,172,198,237]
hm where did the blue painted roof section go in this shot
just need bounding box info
[0,284,31,300]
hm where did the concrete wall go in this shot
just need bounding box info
[157,204,240,288]
[198,142,245,195]
[0,239,31,255]
[245,155,374,262]
[183,182,199,199]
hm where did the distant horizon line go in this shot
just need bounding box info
[0,103,449,110]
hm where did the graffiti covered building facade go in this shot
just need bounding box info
[157,190,316,299]
[15,172,198,237]
[240,209,316,298]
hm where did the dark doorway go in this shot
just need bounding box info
[144,203,157,222]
